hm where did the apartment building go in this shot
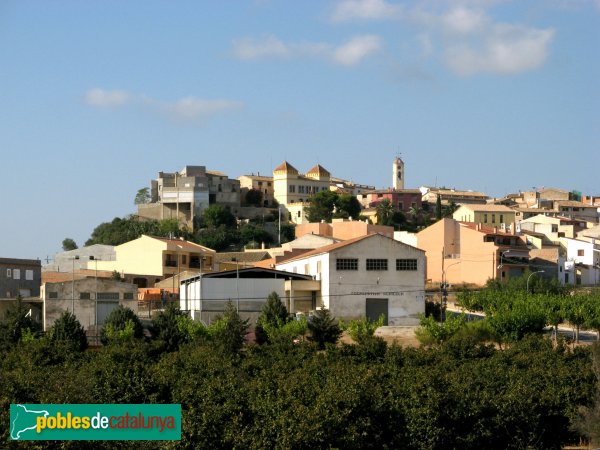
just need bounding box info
[137,165,241,229]
[416,218,530,286]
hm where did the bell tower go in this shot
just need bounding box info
[393,156,404,190]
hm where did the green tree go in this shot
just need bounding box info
[100,306,144,345]
[255,292,290,344]
[415,313,467,346]
[435,194,443,220]
[0,296,41,347]
[239,223,272,248]
[334,193,362,220]
[307,307,341,349]
[202,204,236,228]
[46,311,88,351]
[151,303,192,352]
[134,187,151,205]
[85,215,160,246]
[209,300,249,353]
[195,225,239,251]
[61,238,78,251]
[376,199,394,225]
[305,190,338,223]
[339,314,385,344]
[245,189,263,207]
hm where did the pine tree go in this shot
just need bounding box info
[255,292,289,344]
[307,307,341,350]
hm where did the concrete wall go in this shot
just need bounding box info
[42,278,138,333]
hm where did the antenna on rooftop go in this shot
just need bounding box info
[44,255,52,264]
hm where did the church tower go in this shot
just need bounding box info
[393,156,404,190]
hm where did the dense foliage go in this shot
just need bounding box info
[0,328,596,449]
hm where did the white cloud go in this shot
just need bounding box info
[232,34,381,67]
[232,35,290,60]
[442,7,488,35]
[445,25,555,75]
[84,88,130,108]
[331,0,403,22]
[332,35,382,65]
[162,97,244,121]
[85,89,243,124]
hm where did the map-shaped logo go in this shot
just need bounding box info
[10,404,49,440]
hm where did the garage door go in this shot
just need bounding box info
[97,301,119,325]
[366,298,388,325]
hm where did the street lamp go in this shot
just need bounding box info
[527,270,545,294]
[89,256,100,334]
[497,250,511,269]
[441,261,461,323]
[71,255,80,313]
[231,257,240,311]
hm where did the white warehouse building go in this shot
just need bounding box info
[180,267,315,325]
[275,234,426,325]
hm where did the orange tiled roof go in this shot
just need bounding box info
[273,161,299,174]
[306,164,330,177]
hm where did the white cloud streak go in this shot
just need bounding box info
[84,88,130,108]
[85,90,243,123]
[444,24,555,75]
[332,35,382,65]
[232,34,381,66]
[331,0,403,22]
[162,97,244,121]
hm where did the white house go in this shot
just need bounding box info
[180,267,315,325]
[275,234,426,326]
[561,237,600,285]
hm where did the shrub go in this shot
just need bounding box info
[100,306,144,345]
[46,311,88,351]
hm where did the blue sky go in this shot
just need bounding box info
[1,0,598,260]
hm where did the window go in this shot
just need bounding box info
[492,214,496,223]
[80,292,91,300]
[377,193,383,198]
[289,185,296,193]
[299,185,305,194]
[297,211,301,217]
[48,292,58,299]
[398,202,403,210]
[396,259,418,271]
[578,249,585,257]
[97,292,119,300]
[258,181,263,186]
[181,255,187,265]
[336,258,358,270]
[366,259,388,271]
[124,292,134,300]
[411,202,416,208]
[25,270,34,280]
[500,214,504,223]
[551,225,558,233]
[13,269,20,280]
[484,214,488,223]
[6,269,11,278]
[267,182,272,187]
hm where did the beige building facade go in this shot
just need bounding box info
[416,218,529,286]
[452,204,516,230]
[88,235,215,288]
